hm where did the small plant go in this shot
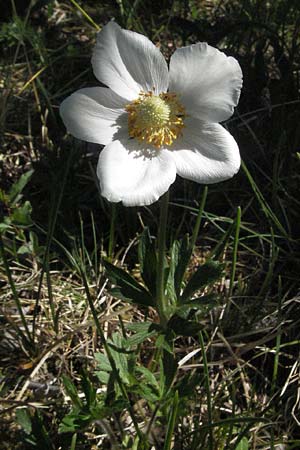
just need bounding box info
[2,1,300,449]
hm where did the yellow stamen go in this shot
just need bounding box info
[125,91,186,148]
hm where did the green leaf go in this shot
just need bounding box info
[138,227,157,296]
[161,348,177,394]
[62,375,82,409]
[180,260,223,303]
[59,410,92,433]
[30,410,53,449]
[104,260,154,307]
[126,321,160,333]
[235,436,249,450]
[8,169,34,205]
[177,372,202,397]
[96,333,133,385]
[59,400,128,434]
[124,322,159,346]
[174,235,191,298]
[136,366,159,391]
[0,222,11,231]
[135,381,160,403]
[80,369,96,408]
[155,333,174,354]
[175,294,218,319]
[0,188,9,203]
[168,315,203,336]
[95,352,111,372]
[166,239,182,303]
[10,200,32,226]
[107,332,131,384]
[95,370,110,384]
[16,408,32,434]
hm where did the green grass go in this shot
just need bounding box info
[1,0,300,449]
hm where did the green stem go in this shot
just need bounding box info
[199,331,213,450]
[163,390,179,450]
[228,206,242,299]
[190,186,208,251]
[108,203,116,261]
[156,191,169,327]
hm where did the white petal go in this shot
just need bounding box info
[60,87,127,145]
[170,118,240,183]
[97,139,176,206]
[92,21,169,101]
[169,43,242,123]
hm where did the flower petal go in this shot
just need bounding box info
[92,21,169,101]
[169,43,242,123]
[60,87,127,145]
[170,118,240,183]
[97,139,176,206]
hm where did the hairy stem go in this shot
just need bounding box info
[156,191,169,327]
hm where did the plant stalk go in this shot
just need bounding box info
[156,191,169,327]
[190,186,208,251]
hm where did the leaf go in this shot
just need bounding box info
[96,333,133,385]
[92,400,128,421]
[16,408,32,434]
[80,369,96,408]
[0,222,11,231]
[166,239,182,303]
[59,410,92,433]
[104,260,154,307]
[124,322,159,346]
[95,370,110,384]
[8,169,34,205]
[10,200,32,226]
[180,260,223,303]
[135,381,160,403]
[174,235,191,298]
[177,372,202,397]
[175,294,218,319]
[168,315,203,336]
[235,436,249,450]
[30,410,54,449]
[124,328,157,346]
[62,375,82,409]
[126,321,161,333]
[107,332,131,384]
[95,352,111,372]
[161,348,177,394]
[138,227,157,296]
[136,366,159,391]
[155,334,174,354]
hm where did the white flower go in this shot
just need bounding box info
[60,21,243,206]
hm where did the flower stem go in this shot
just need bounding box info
[190,185,208,251]
[108,203,116,260]
[156,191,169,327]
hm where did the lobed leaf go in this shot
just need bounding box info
[180,260,224,303]
[8,169,34,206]
[104,260,154,307]
[138,227,157,296]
